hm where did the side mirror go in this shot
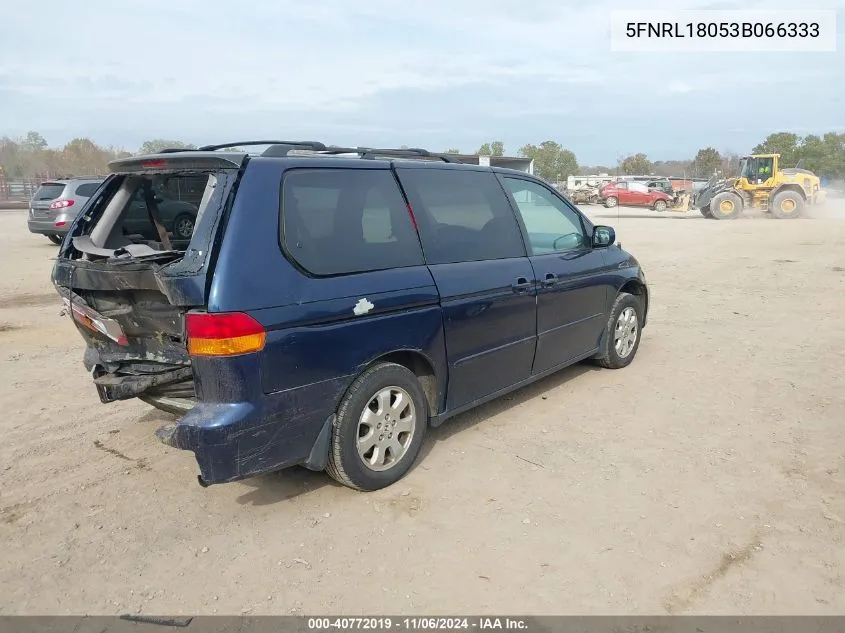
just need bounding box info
[592,225,615,248]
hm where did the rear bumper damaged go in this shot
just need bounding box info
[93,367,193,403]
[153,401,334,487]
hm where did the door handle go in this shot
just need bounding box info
[541,273,557,287]
[511,277,532,293]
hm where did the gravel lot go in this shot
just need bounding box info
[1,203,844,615]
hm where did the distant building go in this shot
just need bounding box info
[566,174,614,189]
[447,154,534,174]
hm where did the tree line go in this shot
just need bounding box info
[0,136,196,180]
[455,132,845,183]
[3,132,844,184]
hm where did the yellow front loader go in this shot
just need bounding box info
[691,154,825,220]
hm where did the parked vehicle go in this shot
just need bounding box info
[600,180,673,211]
[121,187,201,242]
[645,178,674,197]
[52,141,649,492]
[566,183,601,205]
[28,178,104,244]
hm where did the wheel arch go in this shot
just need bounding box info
[352,349,442,418]
[771,184,807,200]
[619,279,648,328]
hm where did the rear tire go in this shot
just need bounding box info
[326,362,428,491]
[710,192,743,219]
[594,292,643,370]
[770,190,804,219]
[47,234,62,245]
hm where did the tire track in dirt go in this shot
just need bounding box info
[662,536,765,613]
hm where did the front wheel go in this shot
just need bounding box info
[604,196,618,208]
[326,362,428,491]
[653,199,667,212]
[710,192,743,219]
[47,234,62,245]
[594,292,643,369]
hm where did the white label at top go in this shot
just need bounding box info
[610,10,837,52]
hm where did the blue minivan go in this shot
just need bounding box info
[52,142,649,491]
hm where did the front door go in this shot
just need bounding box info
[396,167,537,410]
[500,175,610,374]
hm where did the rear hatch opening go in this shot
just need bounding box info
[52,153,246,412]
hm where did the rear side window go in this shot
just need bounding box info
[397,169,525,264]
[280,168,424,276]
[75,183,101,197]
[33,183,66,200]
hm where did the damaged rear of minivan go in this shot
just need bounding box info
[52,152,245,417]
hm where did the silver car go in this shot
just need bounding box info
[28,178,104,244]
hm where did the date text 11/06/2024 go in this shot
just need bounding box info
[625,22,820,38]
[307,618,529,630]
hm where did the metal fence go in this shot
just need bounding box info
[0,175,50,204]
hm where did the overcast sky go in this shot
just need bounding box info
[0,0,842,164]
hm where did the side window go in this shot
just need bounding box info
[502,177,587,254]
[75,183,101,197]
[397,168,525,264]
[280,168,424,276]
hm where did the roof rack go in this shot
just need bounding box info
[155,141,460,164]
[201,140,327,152]
[156,140,327,154]
[318,146,460,163]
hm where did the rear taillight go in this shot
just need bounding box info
[54,220,67,227]
[49,199,74,209]
[185,312,266,357]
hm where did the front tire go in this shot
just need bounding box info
[604,196,618,208]
[595,292,643,369]
[653,199,668,212]
[326,362,428,491]
[710,192,743,219]
[700,206,714,218]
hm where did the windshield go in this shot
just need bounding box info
[741,156,774,181]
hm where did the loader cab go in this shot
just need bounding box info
[739,154,777,186]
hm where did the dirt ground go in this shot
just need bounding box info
[1,202,845,616]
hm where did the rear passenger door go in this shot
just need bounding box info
[500,176,609,374]
[396,167,537,411]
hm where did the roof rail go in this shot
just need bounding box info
[153,141,460,163]
[319,147,460,163]
[200,140,327,152]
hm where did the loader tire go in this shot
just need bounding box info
[700,206,713,219]
[710,192,743,220]
[771,191,804,219]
